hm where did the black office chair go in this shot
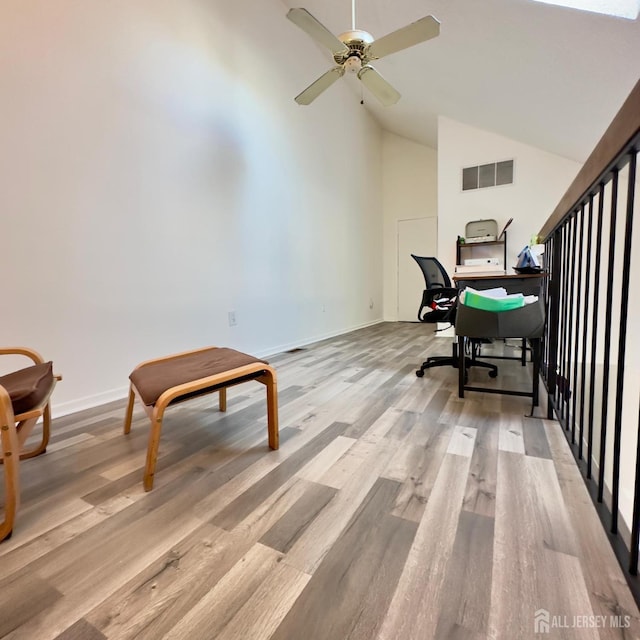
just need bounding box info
[411,255,498,380]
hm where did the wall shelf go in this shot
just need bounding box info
[456,234,507,269]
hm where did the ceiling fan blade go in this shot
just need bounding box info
[357,65,400,107]
[287,8,350,56]
[368,15,440,60]
[295,66,345,105]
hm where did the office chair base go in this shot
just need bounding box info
[415,344,498,380]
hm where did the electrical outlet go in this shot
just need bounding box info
[228,311,237,327]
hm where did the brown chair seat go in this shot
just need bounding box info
[0,361,54,416]
[129,348,268,407]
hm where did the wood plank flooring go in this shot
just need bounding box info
[1,322,640,639]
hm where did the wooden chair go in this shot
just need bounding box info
[0,347,61,541]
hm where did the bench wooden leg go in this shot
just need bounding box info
[124,387,135,435]
[143,407,165,492]
[219,388,227,412]
[259,370,279,450]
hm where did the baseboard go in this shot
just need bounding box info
[52,385,130,418]
[50,319,385,418]
[258,319,384,358]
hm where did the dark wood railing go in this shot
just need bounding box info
[540,78,640,601]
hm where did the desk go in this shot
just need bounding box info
[454,271,546,363]
[453,271,546,295]
[453,271,547,410]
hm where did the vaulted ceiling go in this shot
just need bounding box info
[280,0,640,162]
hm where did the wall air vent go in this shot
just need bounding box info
[462,159,514,191]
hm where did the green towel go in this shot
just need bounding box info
[462,289,525,312]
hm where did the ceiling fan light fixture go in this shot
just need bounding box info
[344,56,362,73]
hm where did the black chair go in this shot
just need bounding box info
[411,255,498,380]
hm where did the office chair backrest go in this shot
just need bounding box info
[411,255,452,289]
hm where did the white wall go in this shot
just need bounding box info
[382,132,437,320]
[437,116,581,277]
[0,0,384,414]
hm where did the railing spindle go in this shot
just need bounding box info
[565,213,578,433]
[578,197,594,460]
[629,403,640,575]
[586,185,605,479]
[598,169,619,503]
[571,205,585,446]
[611,152,637,534]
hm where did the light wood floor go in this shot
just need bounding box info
[1,322,639,640]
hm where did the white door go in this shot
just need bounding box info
[397,217,438,321]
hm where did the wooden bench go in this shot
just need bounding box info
[124,346,278,491]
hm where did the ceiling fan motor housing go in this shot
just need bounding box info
[335,29,374,67]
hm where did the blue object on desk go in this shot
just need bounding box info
[514,246,542,274]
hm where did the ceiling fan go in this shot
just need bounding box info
[287,2,440,106]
